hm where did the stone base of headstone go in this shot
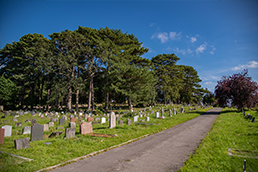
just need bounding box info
[14,138,30,150]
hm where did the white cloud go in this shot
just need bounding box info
[151,32,169,43]
[204,81,214,85]
[149,23,156,27]
[191,37,197,43]
[210,46,216,55]
[173,47,193,55]
[232,61,258,71]
[169,32,181,40]
[195,44,207,54]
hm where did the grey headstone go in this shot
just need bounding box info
[51,118,58,122]
[1,125,12,137]
[49,122,54,127]
[95,117,100,122]
[62,115,67,121]
[109,112,116,129]
[32,119,37,125]
[65,128,75,138]
[59,118,65,125]
[116,117,120,121]
[22,126,31,135]
[14,138,30,150]
[127,119,131,125]
[31,124,44,141]
[4,112,8,116]
[118,120,123,125]
[13,117,17,122]
[15,122,22,127]
[43,124,49,131]
[69,122,76,128]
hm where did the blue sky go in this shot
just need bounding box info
[1,0,257,93]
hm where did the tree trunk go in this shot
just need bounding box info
[67,87,72,112]
[164,90,167,105]
[55,89,59,108]
[75,89,79,113]
[88,75,93,111]
[105,91,109,112]
[39,78,44,110]
[47,88,51,111]
[169,98,172,105]
[91,80,95,111]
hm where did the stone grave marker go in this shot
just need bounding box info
[31,124,44,141]
[49,131,63,138]
[51,118,58,122]
[59,118,65,125]
[118,120,123,125]
[32,119,37,125]
[116,116,120,121]
[1,125,12,137]
[146,117,150,122]
[69,122,76,128]
[127,119,131,125]
[80,122,92,135]
[4,112,8,116]
[57,127,63,130]
[101,117,106,124]
[65,128,75,138]
[173,107,176,115]
[109,112,116,129]
[169,109,172,117]
[156,112,159,118]
[14,138,30,150]
[22,126,31,135]
[87,117,94,122]
[25,119,31,123]
[13,117,17,122]
[62,115,67,121]
[0,128,4,144]
[95,117,100,122]
[70,117,75,122]
[43,124,49,131]
[15,122,22,127]
[181,106,184,113]
[49,122,54,127]
[133,116,138,122]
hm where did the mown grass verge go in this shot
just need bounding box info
[0,106,211,172]
[180,107,258,172]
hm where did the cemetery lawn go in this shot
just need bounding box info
[0,106,210,172]
[180,108,258,172]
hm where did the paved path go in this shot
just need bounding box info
[51,108,222,172]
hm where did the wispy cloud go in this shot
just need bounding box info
[210,46,216,55]
[191,37,197,43]
[149,23,156,27]
[169,32,181,40]
[232,61,258,71]
[195,43,207,54]
[151,31,181,43]
[204,81,214,85]
[173,47,193,55]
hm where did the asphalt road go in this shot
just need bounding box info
[50,108,223,172]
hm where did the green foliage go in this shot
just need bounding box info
[0,75,17,108]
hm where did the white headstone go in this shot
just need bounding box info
[156,112,159,118]
[109,112,116,129]
[1,125,12,137]
[101,117,106,124]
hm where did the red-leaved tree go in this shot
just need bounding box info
[215,69,258,109]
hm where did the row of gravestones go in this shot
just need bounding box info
[243,110,255,123]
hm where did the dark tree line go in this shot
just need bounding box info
[0,26,208,111]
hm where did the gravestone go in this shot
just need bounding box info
[25,119,31,123]
[69,122,76,128]
[70,117,75,122]
[22,126,31,135]
[31,124,44,141]
[1,125,12,137]
[87,117,94,122]
[169,109,172,117]
[95,117,100,122]
[127,119,131,125]
[101,117,106,124]
[133,116,139,122]
[57,127,63,130]
[51,118,58,122]
[43,124,49,131]
[156,112,159,118]
[14,138,30,150]
[151,110,154,114]
[109,112,116,129]
[32,119,37,125]
[49,131,63,138]
[48,122,54,127]
[118,120,123,125]
[65,128,75,138]
[0,128,4,144]
[13,117,17,122]
[80,122,92,135]
[181,106,184,113]
[173,107,176,115]
[62,115,67,121]
[59,118,65,125]
[15,122,22,127]
[146,117,150,122]
[4,112,8,116]
[116,117,120,121]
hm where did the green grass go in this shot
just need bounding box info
[0,105,211,172]
[180,108,258,172]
